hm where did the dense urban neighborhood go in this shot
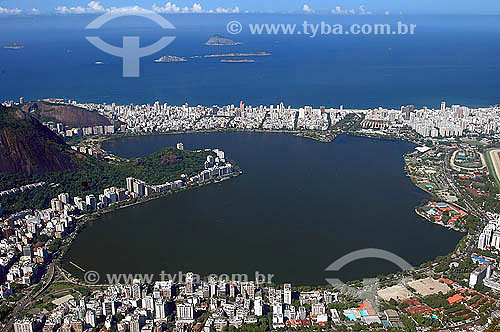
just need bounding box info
[2,97,500,332]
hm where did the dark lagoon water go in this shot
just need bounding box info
[63,133,463,284]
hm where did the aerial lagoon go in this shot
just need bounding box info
[63,133,462,284]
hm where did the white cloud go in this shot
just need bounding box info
[153,2,218,13]
[56,1,108,14]
[152,2,181,13]
[331,5,371,15]
[0,7,22,15]
[331,6,355,15]
[87,1,106,12]
[385,10,390,15]
[358,5,372,15]
[111,6,154,14]
[215,6,240,13]
[54,1,240,15]
[192,3,203,13]
[55,6,84,14]
[55,2,155,14]
[332,6,342,14]
[303,4,313,13]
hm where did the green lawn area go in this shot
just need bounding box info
[46,282,75,292]
[485,149,500,191]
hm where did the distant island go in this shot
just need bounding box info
[220,59,255,63]
[3,44,24,50]
[154,55,187,63]
[205,35,242,46]
[204,52,271,58]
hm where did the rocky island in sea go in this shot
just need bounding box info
[204,51,271,58]
[205,35,242,46]
[3,44,24,50]
[154,55,187,63]
[220,59,255,63]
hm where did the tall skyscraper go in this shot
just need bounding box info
[247,282,255,299]
[129,315,141,332]
[85,195,97,210]
[102,300,116,316]
[22,245,32,259]
[185,272,194,294]
[283,284,292,305]
[142,296,154,311]
[126,177,135,192]
[254,297,263,316]
[58,193,70,204]
[132,281,142,299]
[154,300,166,320]
[176,303,194,322]
[85,310,96,327]
[132,181,145,196]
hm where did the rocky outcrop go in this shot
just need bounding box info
[23,101,112,128]
[0,106,79,175]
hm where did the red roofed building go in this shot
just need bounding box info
[402,299,433,316]
[438,278,453,285]
[286,319,312,328]
[447,294,465,305]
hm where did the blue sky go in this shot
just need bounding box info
[1,0,500,15]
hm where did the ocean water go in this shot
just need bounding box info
[0,14,499,108]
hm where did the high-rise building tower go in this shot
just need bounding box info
[176,303,194,322]
[154,300,166,320]
[283,284,292,305]
[185,272,194,294]
[126,177,135,192]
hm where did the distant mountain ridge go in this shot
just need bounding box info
[23,101,112,128]
[0,105,80,175]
